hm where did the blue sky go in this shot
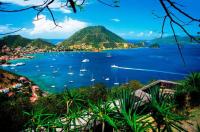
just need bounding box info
[0,0,199,39]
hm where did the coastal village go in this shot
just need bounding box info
[0,69,44,103]
[0,0,200,131]
[0,27,200,131]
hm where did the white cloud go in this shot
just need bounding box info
[0,24,20,34]
[58,8,72,14]
[111,18,120,22]
[147,31,153,37]
[0,14,88,39]
[129,31,134,34]
[29,14,88,38]
[136,32,144,37]
[118,30,161,40]
[0,0,72,14]
[0,25,8,32]
[1,0,47,6]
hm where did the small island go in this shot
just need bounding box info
[149,43,160,48]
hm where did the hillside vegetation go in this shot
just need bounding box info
[151,36,200,44]
[58,26,133,50]
[0,35,55,49]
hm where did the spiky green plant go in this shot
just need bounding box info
[148,88,187,132]
[175,72,200,107]
[185,72,200,92]
[112,90,154,131]
[60,88,86,114]
[196,123,200,132]
[59,107,88,131]
[87,99,118,131]
[23,109,58,131]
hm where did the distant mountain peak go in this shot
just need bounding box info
[0,35,55,49]
[59,25,129,50]
[151,35,199,44]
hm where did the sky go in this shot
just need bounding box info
[0,0,199,40]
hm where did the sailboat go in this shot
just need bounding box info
[81,59,90,63]
[105,77,110,81]
[90,74,95,82]
[114,77,119,85]
[67,66,74,75]
[125,78,129,85]
[79,70,84,76]
[52,69,58,73]
[111,64,118,68]
[69,80,74,83]
[106,52,112,58]
[80,64,87,72]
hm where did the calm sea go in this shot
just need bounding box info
[1,44,200,93]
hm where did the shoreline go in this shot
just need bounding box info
[1,47,145,65]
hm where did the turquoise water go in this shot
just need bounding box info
[1,44,200,93]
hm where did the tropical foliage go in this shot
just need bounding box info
[2,73,200,131]
[59,26,132,50]
[21,89,187,131]
[175,72,200,108]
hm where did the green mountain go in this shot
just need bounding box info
[28,39,55,49]
[0,35,31,48]
[59,26,130,50]
[151,36,200,44]
[0,35,55,49]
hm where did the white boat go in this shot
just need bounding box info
[79,71,84,76]
[125,78,129,85]
[69,80,74,83]
[68,72,74,75]
[90,74,95,82]
[52,70,58,73]
[79,73,84,76]
[91,78,95,82]
[114,82,119,85]
[114,77,119,85]
[82,59,90,63]
[105,77,110,81]
[106,53,112,58]
[1,64,9,67]
[80,68,87,72]
[80,63,87,72]
[10,64,16,67]
[15,62,25,66]
[1,62,25,67]
[111,65,118,68]
[67,66,74,75]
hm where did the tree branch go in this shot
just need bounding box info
[0,28,23,35]
[170,21,186,65]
